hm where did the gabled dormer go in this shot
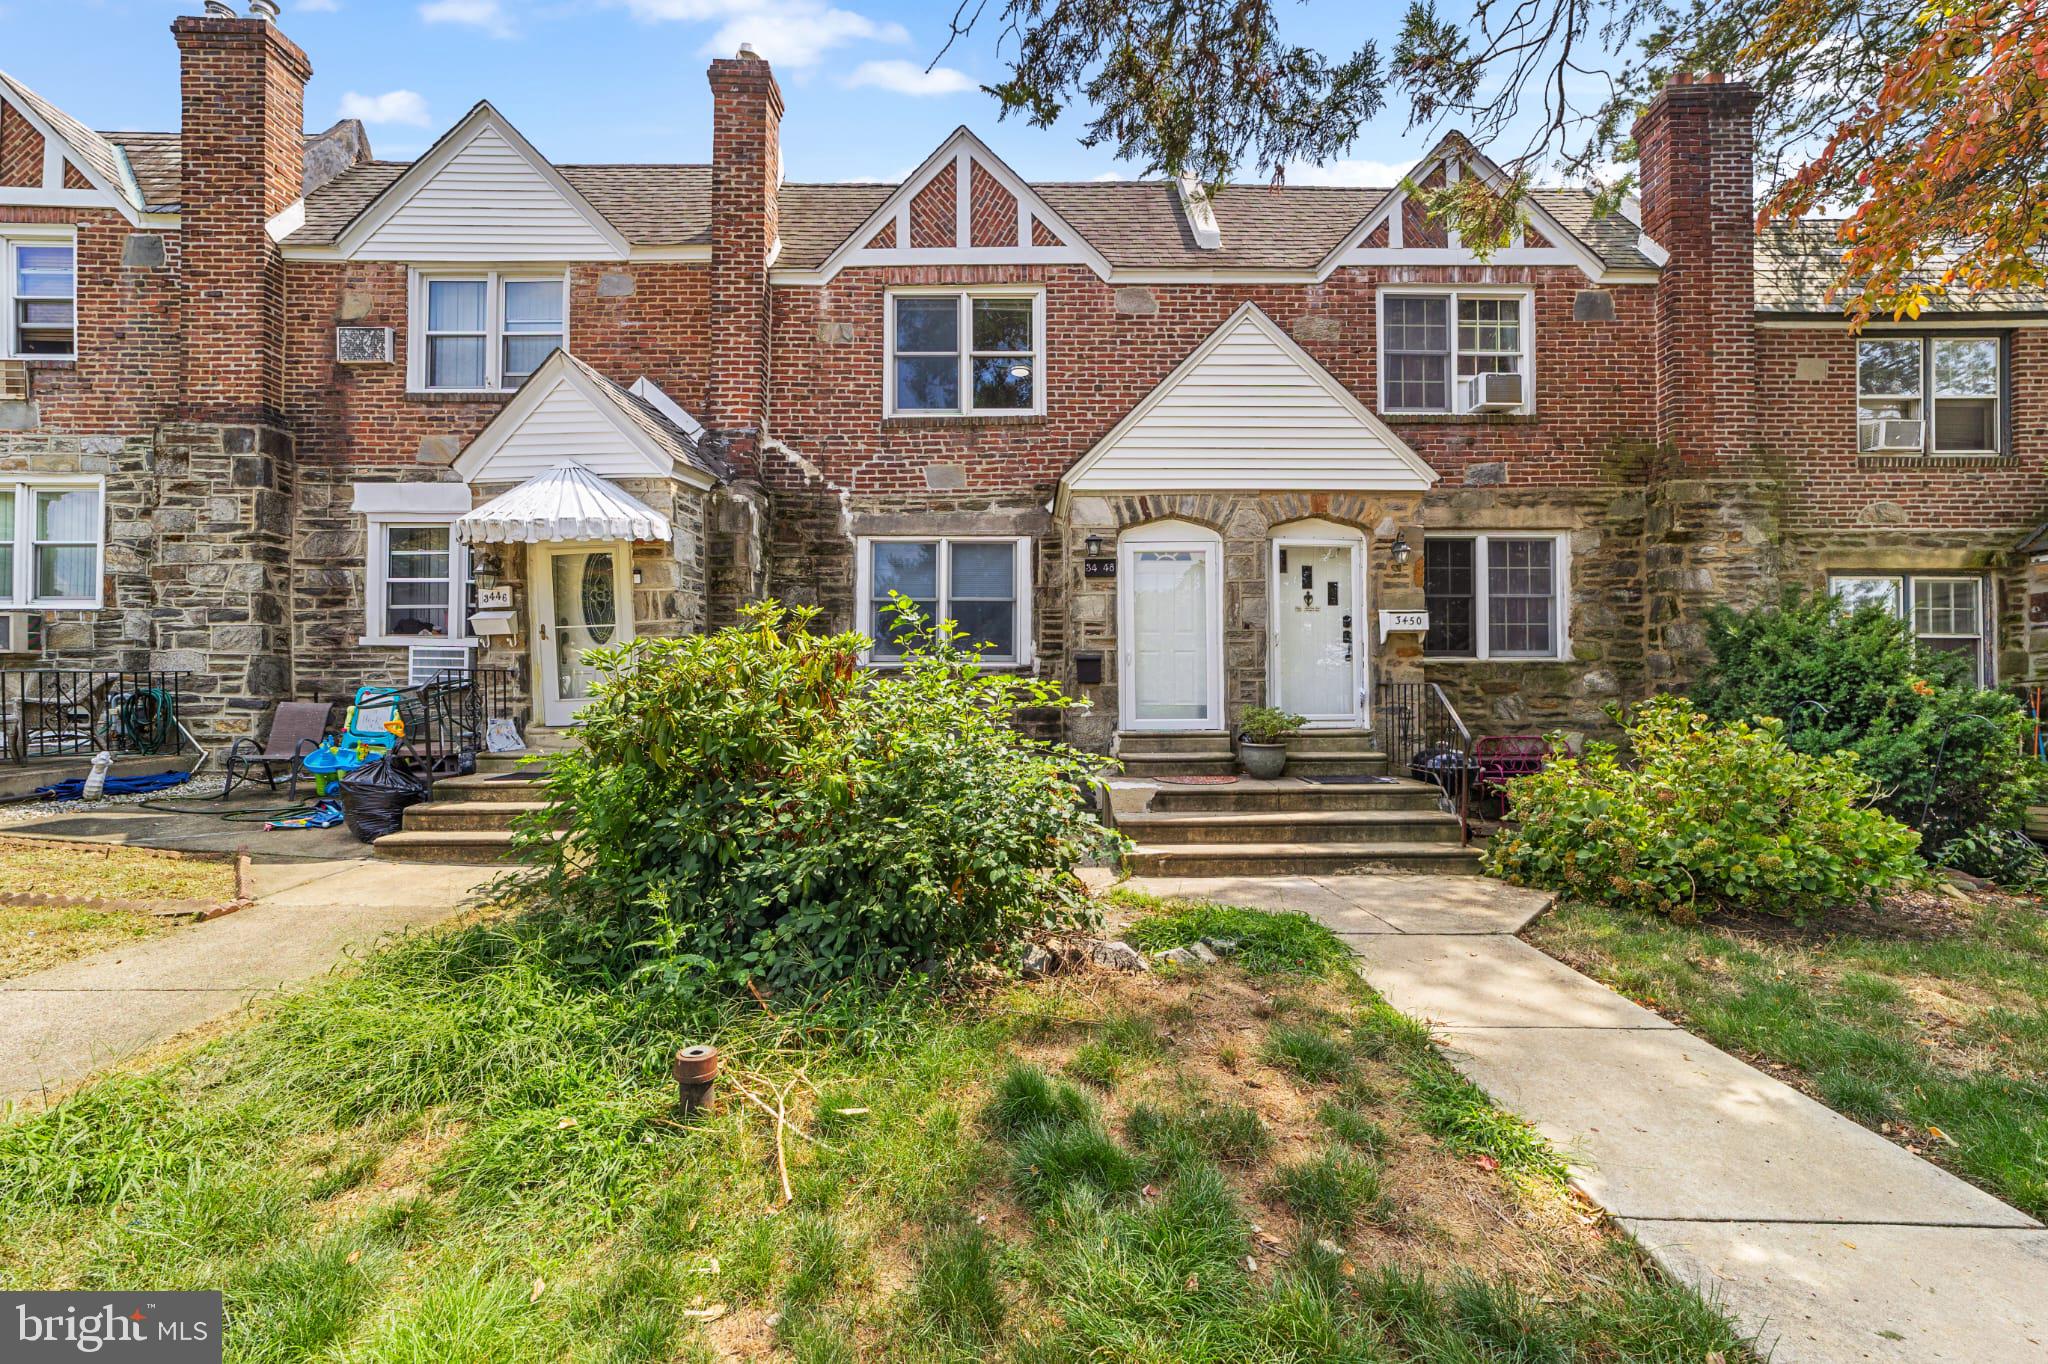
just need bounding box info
[779,127,1110,284]
[327,102,629,261]
[1320,134,1655,284]
[0,71,150,224]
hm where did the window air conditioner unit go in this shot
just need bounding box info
[0,612,40,654]
[0,360,27,402]
[1462,370,1523,411]
[1862,418,1923,452]
[335,326,395,365]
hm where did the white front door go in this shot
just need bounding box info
[532,543,634,727]
[1270,537,1364,725]
[1119,526,1224,731]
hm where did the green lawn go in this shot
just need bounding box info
[0,903,1755,1362]
[1529,893,2048,1217]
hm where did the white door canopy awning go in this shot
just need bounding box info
[456,462,672,544]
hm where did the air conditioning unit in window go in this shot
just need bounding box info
[335,326,394,365]
[0,360,27,402]
[0,613,41,654]
[1861,418,1924,452]
[1462,370,1523,411]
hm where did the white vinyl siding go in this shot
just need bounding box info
[456,373,669,482]
[1063,306,1435,494]
[357,124,621,260]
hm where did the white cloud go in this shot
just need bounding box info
[337,89,431,126]
[617,0,908,69]
[1091,170,1125,182]
[844,59,974,97]
[419,0,516,38]
[1282,158,1413,188]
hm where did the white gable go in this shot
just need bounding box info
[1062,304,1436,495]
[454,355,708,487]
[0,73,143,222]
[339,105,627,261]
[782,127,1109,284]
[1320,135,1609,281]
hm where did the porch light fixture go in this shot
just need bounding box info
[1084,533,1105,557]
[1389,532,1413,568]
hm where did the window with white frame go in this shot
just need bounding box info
[0,478,103,607]
[887,291,1041,416]
[1829,572,1991,682]
[1423,533,1567,659]
[2,234,76,360]
[856,536,1031,663]
[1856,336,2002,454]
[413,271,565,391]
[365,518,469,644]
[1380,290,1531,414]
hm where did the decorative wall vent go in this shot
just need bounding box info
[0,360,27,401]
[336,326,395,365]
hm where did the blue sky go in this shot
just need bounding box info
[5,0,1574,186]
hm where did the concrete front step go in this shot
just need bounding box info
[1146,781,1445,814]
[1118,755,1239,778]
[402,800,550,833]
[374,829,525,865]
[1124,841,1485,877]
[1283,751,1390,777]
[1114,731,1232,757]
[431,772,550,803]
[1283,730,1378,755]
[1117,808,1463,846]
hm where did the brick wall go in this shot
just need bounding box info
[0,102,43,187]
[706,49,781,471]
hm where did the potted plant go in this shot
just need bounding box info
[1237,706,1305,779]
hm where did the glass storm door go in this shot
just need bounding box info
[534,544,633,727]
[1272,541,1361,724]
[1124,543,1220,730]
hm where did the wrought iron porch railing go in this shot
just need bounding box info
[1,669,191,766]
[1371,674,1474,843]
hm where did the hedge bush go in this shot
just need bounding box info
[1692,592,2043,853]
[514,601,1122,993]
[1486,696,1923,920]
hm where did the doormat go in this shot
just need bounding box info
[1156,775,1238,785]
[1299,774,1397,785]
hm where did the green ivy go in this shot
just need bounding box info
[1486,696,1924,921]
[510,600,1124,994]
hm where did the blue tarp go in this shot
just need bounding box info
[33,769,193,801]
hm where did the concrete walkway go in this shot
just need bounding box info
[2,827,497,1108]
[1124,873,2048,1364]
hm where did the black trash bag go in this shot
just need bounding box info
[339,752,430,843]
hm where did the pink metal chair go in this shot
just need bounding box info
[1472,735,1551,815]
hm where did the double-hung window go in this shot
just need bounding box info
[0,478,103,608]
[1829,573,1991,683]
[363,518,468,645]
[2,234,76,360]
[1423,533,1567,659]
[1856,337,2002,455]
[413,271,566,392]
[1380,290,1531,414]
[856,536,1031,664]
[887,290,1042,416]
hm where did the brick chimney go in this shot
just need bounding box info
[1632,73,1762,470]
[707,45,782,473]
[173,8,311,421]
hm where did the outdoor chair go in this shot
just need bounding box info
[221,701,332,800]
[1472,734,1551,816]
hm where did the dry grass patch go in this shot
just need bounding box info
[0,839,237,903]
[0,903,170,981]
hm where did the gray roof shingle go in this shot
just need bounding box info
[102,131,180,211]
[554,351,722,481]
[1755,221,2048,315]
[284,161,711,247]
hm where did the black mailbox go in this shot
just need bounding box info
[1075,651,1105,686]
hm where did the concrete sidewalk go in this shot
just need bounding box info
[2,852,497,1108]
[1125,873,2048,1364]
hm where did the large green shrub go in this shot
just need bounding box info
[1486,696,1922,920]
[1692,592,2043,852]
[514,601,1121,993]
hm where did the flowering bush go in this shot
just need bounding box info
[1486,696,1923,921]
[514,601,1123,993]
